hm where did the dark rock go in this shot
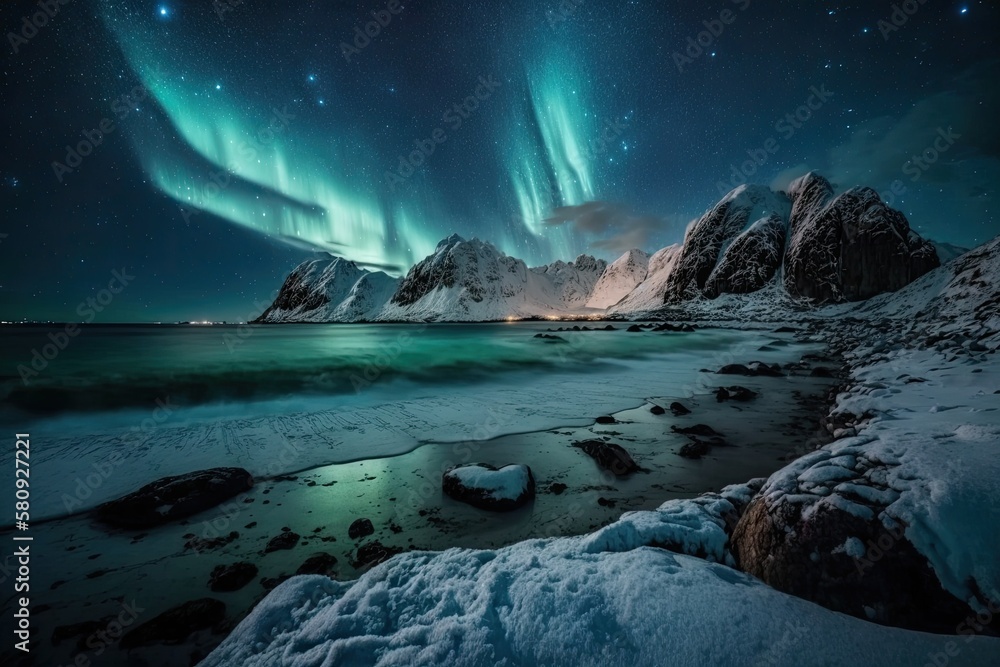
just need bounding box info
[597,497,617,508]
[353,541,403,569]
[715,386,758,402]
[208,563,257,592]
[534,333,566,342]
[121,598,226,649]
[678,440,711,459]
[573,440,639,476]
[348,518,375,539]
[184,531,239,553]
[264,531,300,553]
[733,496,975,633]
[717,361,783,377]
[295,553,338,576]
[774,326,798,333]
[94,467,253,529]
[663,184,789,302]
[626,324,643,332]
[549,483,568,495]
[260,575,289,591]
[811,367,835,378]
[671,424,722,438]
[442,463,536,511]
[604,325,616,331]
[670,402,692,416]
[595,415,617,424]
[783,172,939,303]
[649,404,666,415]
[704,214,787,298]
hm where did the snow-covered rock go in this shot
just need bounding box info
[529,254,607,309]
[256,258,399,323]
[442,463,536,511]
[380,235,604,322]
[585,249,649,309]
[203,509,1000,667]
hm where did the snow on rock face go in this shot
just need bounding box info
[381,235,606,321]
[704,214,786,299]
[530,254,608,309]
[608,244,681,315]
[664,185,791,303]
[585,249,649,309]
[442,463,536,511]
[256,258,399,323]
[783,172,940,303]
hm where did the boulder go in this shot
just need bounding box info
[264,531,300,553]
[296,553,338,576]
[208,563,257,592]
[715,386,758,402]
[573,440,639,476]
[678,440,711,459]
[649,404,666,415]
[670,401,692,416]
[442,463,536,511]
[732,496,973,633]
[348,518,375,539]
[94,468,253,529]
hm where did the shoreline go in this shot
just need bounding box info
[5,324,842,667]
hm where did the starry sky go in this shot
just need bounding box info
[1,0,998,322]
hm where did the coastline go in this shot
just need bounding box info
[3,323,841,667]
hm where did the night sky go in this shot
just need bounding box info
[2,0,998,322]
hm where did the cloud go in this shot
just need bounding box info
[544,201,681,255]
[827,59,1000,189]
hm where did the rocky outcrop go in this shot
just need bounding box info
[664,185,791,302]
[256,258,398,323]
[94,468,253,529]
[442,463,536,511]
[732,495,971,633]
[704,214,786,298]
[783,172,940,303]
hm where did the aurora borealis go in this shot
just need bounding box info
[2,1,999,321]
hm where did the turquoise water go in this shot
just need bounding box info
[0,322,719,419]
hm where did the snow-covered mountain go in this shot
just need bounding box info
[609,245,682,314]
[258,173,945,322]
[585,249,649,309]
[256,258,400,323]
